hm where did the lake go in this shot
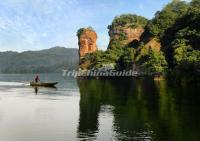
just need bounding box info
[0,74,200,141]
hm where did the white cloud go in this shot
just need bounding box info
[0,0,82,51]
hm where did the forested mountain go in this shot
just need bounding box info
[0,47,79,73]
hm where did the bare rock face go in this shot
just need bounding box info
[77,28,97,58]
[144,38,161,52]
[109,27,144,44]
[139,37,161,56]
[108,26,145,49]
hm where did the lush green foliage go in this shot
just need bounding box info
[173,39,200,64]
[108,39,125,50]
[141,50,168,74]
[160,0,200,68]
[116,48,135,70]
[81,46,136,71]
[147,0,189,38]
[108,14,148,29]
[80,46,126,70]
[136,0,200,80]
[171,38,200,81]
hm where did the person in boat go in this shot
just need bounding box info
[35,75,40,83]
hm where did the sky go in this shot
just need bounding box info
[0,0,189,52]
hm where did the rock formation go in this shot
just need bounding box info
[144,38,161,52]
[107,14,148,49]
[138,37,161,62]
[108,27,144,45]
[77,27,98,58]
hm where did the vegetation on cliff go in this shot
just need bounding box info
[79,0,200,81]
[80,47,125,69]
[108,14,148,49]
[77,27,95,38]
[116,48,135,70]
[147,0,189,38]
[140,50,168,74]
[160,0,200,81]
[108,14,148,29]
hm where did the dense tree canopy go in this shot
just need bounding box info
[80,46,126,70]
[116,48,135,70]
[160,0,200,68]
[147,0,189,38]
[108,14,148,29]
[141,50,168,74]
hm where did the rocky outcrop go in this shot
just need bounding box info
[108,27,145,49]
[77,28,98,58]
[107,14,148,49]
[108,27,144,44]
[138,37,161,57]
[144,38,161,52]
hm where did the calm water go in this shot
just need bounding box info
[0,74,200,141]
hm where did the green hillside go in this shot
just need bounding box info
[0,47,79,73]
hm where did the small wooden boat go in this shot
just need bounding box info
[30,82,58,87]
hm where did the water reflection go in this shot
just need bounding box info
[77,78,200,141]
[34,87,38,95]
[32,86,58,95]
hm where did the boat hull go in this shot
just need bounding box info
[30,82,58,87]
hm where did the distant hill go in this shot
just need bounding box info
[0,47,79,73]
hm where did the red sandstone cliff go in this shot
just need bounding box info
[77,28,97,58]
[108,26,145,49]
[109,27,144,42]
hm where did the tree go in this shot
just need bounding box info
[116,48,135,70]
[141,50,168,74]
[147,0,189,38]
